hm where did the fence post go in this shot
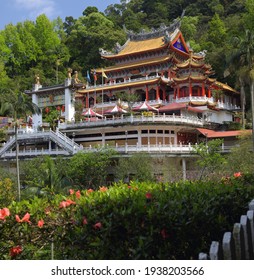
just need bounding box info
[247,210,254,257]
[249,199,254,211]
[209,241,222,260]
[198,253,208,260]
[233,223,245,260]
[240,215,253,259]
[222,232,235,260]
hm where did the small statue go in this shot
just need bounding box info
[67,68,72,79]
[74,71,81,84]
[35,74,40,85]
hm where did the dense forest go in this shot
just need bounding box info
[0,0,254,113]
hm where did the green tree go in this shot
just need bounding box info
[8,91,41,201]
[65,10,125,72]
[226,131,254,173]
[193,139,226,180]
[66,149,115,189]
[21,156,70,198]
[208,13,226,49]
[115,153,155,182]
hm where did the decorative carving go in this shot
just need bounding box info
[194,50,207,57]
[124,10,185,41]
[99,48,112,55]
[114,42,122,53]
[163,31,171,44]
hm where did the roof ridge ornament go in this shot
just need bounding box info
[123,10,185,41]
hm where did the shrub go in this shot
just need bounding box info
[0,172,254,260]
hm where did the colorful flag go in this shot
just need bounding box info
[102,69,108,79]
[93,70,97,82]
[87,70,91,83]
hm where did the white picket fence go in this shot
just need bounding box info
[199,199,254,260]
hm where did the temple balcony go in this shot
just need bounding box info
[93,99,163,110]
[174,96,214,104]
[0,141,233,159]
[86,74,161,90]
[174,96,240,110]
[58,113,204,130]
[216,100,241,111]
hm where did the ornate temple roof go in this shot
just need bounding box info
[99,11,189,59]
[103,54,174,73]
[214,81,239,94]
[77,77,166,94]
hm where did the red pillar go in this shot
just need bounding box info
[156,85,160,100]
[208,88,211,98]
[146,86,149,101]
[177,85,180,99]
[202,83,205,96]
[189,80,192,97]
[85,93,89,108]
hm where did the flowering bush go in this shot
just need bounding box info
[0,172,254,260]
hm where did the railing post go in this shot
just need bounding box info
[247,210,254,256]
[222,232,236,260]
[233,223,245,260]
[240,215,253,259]
[209,241,222,260]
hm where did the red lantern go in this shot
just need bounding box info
[61,105,65,112]
[45,107,50,114]
[56,106,61,111]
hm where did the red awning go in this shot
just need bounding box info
[104,105,127,115]
[159,103,203,113]
[133,101,158,112]
[81,108,103,118]
[196,128,246,138]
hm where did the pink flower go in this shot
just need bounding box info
[0,208,10,220]
[37,219,44,228]
[93,222,102,229]
[86,189,94,195]
[127,185,132,189]
[59,199,76,209]
[83,217,88,225]
[76,190,81,199]
[99,186,108,192]
[146,192,152,200]
[15,212,31,224]
[234,172,242,178]
[10,245,22,258]
[69,189,75,195]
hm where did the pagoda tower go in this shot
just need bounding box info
[171,50,216,105]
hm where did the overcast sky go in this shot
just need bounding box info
[0,0,121,30]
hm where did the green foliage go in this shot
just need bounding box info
[43,107,60,129]
[66,149,116,189]
[115,153,155,182]
[20,156,70,198]
[0,173,254,259]
[226,131,254,173]
[193,139,226,180]
[0,170,17,206]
